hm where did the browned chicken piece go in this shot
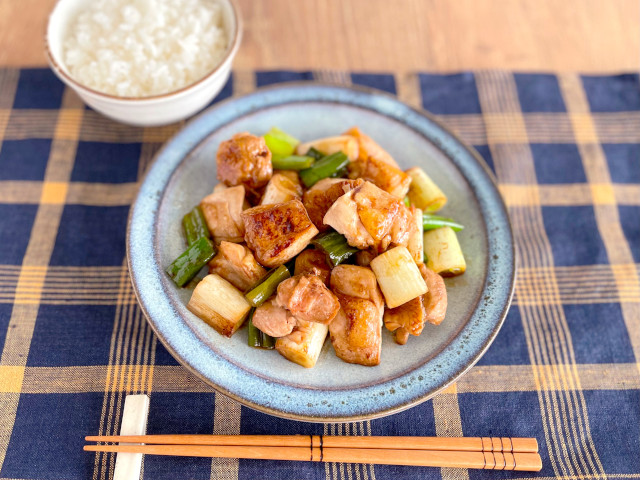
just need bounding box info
[294,249,331,286]
[328,265,384,366]
[200,185,246,243]
[252,298,297,337]
[323,181,413,252]
[343,126,400,168]
[275,275,340,324]
[208,241,267,291]
[277,170,302,187]
[384,297,426,345]
[419,263,447,325]
[260,173,303,205]
[302,178,362,232]
[216,132,273,193]
[348,154,411,199]
[355,249,377,267]
[241,199,319,268]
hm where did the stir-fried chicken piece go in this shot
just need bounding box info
[343,127,400,168]
[328,265,384,366]
[200,185,246,243]
[208,241,267,291]
[252,298,297,337]
[275,275,340,325]
[260,172,303,205]
[384,264,447,345]
[216,132,273,195]
[241,199,319,268]
[419,263,447,325]
[348,155,411,199]
[384,297,426,345]
[323,181,413,252]
[355,249,377,267]
[296,135,359,161]
[294,249,331,286]
[302,178,362,232]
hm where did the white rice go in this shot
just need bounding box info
[63,0,228,97]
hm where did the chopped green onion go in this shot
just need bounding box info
[263,127,299,160]
[422,214,464,232]
[182,206,211,245]
[247,310,275,349]
[305,147,325,161]
[245,264,291,307]
[166,236,216,287]
[271,155,315,171]
[299,152,349,188]
[312,231,358,267]
[403,196,411,207]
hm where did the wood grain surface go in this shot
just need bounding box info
[0,0,638,71]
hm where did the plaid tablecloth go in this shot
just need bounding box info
[0,69,638,480]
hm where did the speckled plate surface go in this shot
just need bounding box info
[127,83,515,422]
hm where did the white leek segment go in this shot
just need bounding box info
[187,274,252,337]
[406,167,447,212]
[406,207,424,264]
[370,246,427,308]
[423,226,466,276]
[276,321,329,368]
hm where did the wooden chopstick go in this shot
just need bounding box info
[83,443,542,471]
[85,434,538,453]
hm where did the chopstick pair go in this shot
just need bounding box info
[85,435,542,471]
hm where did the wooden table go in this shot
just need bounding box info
[0,0,638,72]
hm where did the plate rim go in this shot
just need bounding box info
[127,81,516,422]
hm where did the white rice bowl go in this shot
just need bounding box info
[63,0,228,97]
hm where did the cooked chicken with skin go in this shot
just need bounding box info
[348,155,411,199]
[275,274,340,325]
[329,265,384,366]
[260,172,303,205]
[323,181,413,252]
[355,249,377,267]
[419,263,447,325]
[296,135,359,161]
[384,297,426,345]
[200,185,246,243]
[252,298,297,337]
[294,249,331,286]
[241,199,319,268]
[208,241,267,291]
[216,132,273,192]
[343,127,400,168]
[302,178,362,232]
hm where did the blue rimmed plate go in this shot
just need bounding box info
[127,83,515,422]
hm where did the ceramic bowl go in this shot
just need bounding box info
[44,0,242,127]
[128,83,516,421]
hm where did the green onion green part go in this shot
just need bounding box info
[166,236,216,287]
[312,231,358,267]
[182,206,211,245]
[247,310,276,349]
[299,152,349,188]
[263,127,300,160]
[304,147,325,161]
[245,264,291,307]
[271,155,315,171]
[422,214,464,232]
[403,196,411,207]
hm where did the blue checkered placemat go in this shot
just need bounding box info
[0,69,638,479]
